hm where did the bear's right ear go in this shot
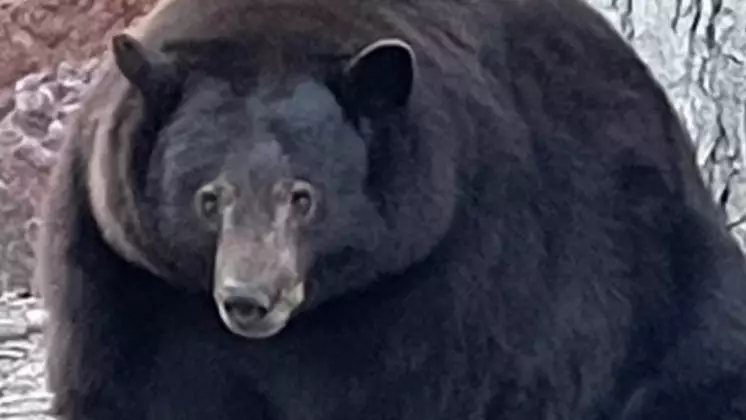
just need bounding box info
[340,38,417,116]
[111,33,182,98]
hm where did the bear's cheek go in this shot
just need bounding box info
[165,218,219,279]
[310,190,385,253]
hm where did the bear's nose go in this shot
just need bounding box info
[221,293,271,325]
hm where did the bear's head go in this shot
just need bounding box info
[100,33,457,339]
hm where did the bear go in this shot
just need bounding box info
[35,0,746,418]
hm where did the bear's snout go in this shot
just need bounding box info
[213,273,305,339]
[218,285,274,326]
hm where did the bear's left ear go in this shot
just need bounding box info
[111,33,183,100]
[342,38,417,114]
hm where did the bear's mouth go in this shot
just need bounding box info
[215,281,305,339]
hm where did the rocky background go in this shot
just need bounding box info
[0,0,744,418]
[1,0,153,418]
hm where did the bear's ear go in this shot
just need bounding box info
[111,33,181,98]
[341,38,417,115]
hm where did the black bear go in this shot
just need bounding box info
[36,0,746,418]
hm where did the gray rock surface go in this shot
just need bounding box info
[0,58,101,293]
[0,292,51,419]
[0,1,744,419]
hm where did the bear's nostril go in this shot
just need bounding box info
[222,295,270,324]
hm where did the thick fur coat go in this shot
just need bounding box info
[37,0,746,419]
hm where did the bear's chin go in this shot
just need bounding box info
[216,282,305,340]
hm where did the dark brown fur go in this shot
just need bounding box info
[37,0,746,419]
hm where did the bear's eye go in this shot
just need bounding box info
[290,180,316,222]
[194,184,223,227]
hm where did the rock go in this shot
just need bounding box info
[24,309,47,334]
[0,89,14,120]
[0,57,101,292]
[0,125,22,148]
[13,73,52,94]
[0,319,28,341]
[0,0,156,89]
[42,120,65,151]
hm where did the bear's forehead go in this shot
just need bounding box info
[167,75,357,187]
[251,80,342,129]
[217,139,289,195]
[178,76,345,152]
[181,76,342,129]
[243,141,287,170]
